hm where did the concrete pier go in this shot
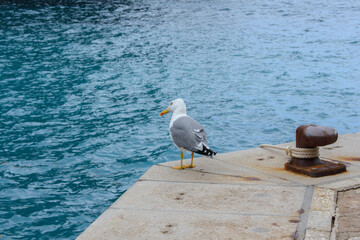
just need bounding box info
[77,132,360,240]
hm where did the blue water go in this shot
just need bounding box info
[1,0,360,239]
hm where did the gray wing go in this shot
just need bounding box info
[170,116,209,152]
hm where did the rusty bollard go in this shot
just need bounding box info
[284,124,346,177]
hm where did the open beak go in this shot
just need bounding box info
[160,108,169,116]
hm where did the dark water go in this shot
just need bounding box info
[1,0,360,239]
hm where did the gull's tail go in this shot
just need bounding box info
[196,145,217,159]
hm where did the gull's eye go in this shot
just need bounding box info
[170,102,173,105]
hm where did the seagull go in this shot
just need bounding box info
[160,98,217,170]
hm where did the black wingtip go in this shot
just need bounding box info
[196,145,217,159]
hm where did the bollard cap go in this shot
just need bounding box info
[296,124,338,148]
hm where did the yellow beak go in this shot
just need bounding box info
[160,108,169,116]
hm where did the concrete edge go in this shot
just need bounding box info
[318,176,360,191]
[296,186,314,240]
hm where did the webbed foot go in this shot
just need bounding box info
[172,165,186,170]
[184,164,196,168]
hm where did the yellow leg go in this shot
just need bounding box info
[189,152,196,168]
[172,151,185,170]
[184,152,196,168]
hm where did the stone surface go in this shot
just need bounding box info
[218,145,360,186]
[337,216,360,232]
[304,229,330,240]
[320,135,360,167]
[77,132,360,240]
[307,211,333,232]
[337,188,360,216]
[310,187,336,212]
[110,181,306,216]
[337,233,360,240]
[77,208,299,240]
[318,176,360,191]
[336,188,360,240]
[142,158,296,186]
[339,132,360,142]
[304,187,337,239]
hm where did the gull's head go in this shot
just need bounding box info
[160,98,186,116]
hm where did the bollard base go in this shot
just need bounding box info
[285,157,346,178]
